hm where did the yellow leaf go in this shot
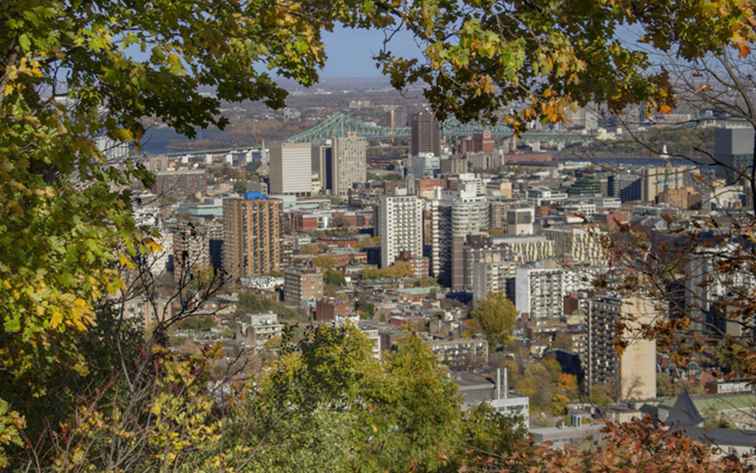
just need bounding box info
[50,308,63,329]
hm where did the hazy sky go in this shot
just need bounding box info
[320,26,421,78]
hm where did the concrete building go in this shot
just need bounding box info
[515,266,564,320]
[544,226,607,264]
[506,207,535,236]
[430,338,489,369]
[331,134,368,196]
[284,269,324,306]
[454,369,530,427]
[270,142,312,195]
[587,295,658,401]
[378,191,424,268]
[410,110,441,157]
[172,219,212,282]
[246,312,285,352]
[462,237,516,301]
[492,235,555,264]
[223,193,282,280]
[640,164,699,202]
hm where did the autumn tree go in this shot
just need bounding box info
[497,417,750,473]
[472,293,516,348]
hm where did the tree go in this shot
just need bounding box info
[589,383,615,408]
[494,417,749,473]
[324,269,346,287]
[221,325,471,472]
[378,1,754,131]
[472,293,516,347]
[313,255,338,271]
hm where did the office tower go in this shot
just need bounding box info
[715,127,755,185]
[270,142,312,195]
[223,193,282,280]
[608,173,641,202]
[284,269,324,306]
[505,207,535,236]
[588,295,658,401]
[515,266,565,321]
[331,134,368,196]
[410,110,441,156]
[378,191,423,268]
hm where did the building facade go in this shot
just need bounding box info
[331,134,368,196]
[515,266,564,320]
[410,110,441,157]
[587,295,658,401]
[378,191,424,268]
[270,142,312,195]
[223,194,282,280]
[284,269,324,306]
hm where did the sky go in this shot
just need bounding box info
[319,26,422,78]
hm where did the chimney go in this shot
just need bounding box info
[496,368,502,400]
[503,367,508,399]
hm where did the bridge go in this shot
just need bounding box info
[286,112,597,149]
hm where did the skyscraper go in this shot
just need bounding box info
[223,193,282,280]
[378,191,423,268]
[270,142,312,195]
[410,110,441,157]
[331,133,368,196]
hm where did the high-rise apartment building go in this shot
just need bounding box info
[433,183,489,288]
[588,295,658,401]
[331,134,368,196]
[378,191,424,268]
[223,193,282,280]
[515,266,565,321]
[410,110,441,157]
[270,142,312,195]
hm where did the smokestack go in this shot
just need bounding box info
[496,368,502,400]
[503,367,508,399]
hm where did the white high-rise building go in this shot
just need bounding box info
[379,191,423,268]
[270,142,312,195]
[515,266,564,320]
[435,182,489,289]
